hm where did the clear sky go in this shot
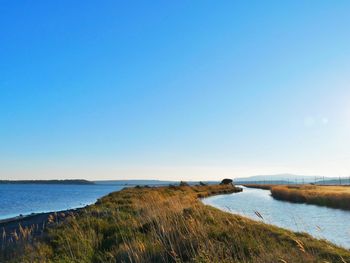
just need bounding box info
[1,1,350,180]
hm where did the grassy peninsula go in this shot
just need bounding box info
[2,184,350,263]
[271,185,350,210]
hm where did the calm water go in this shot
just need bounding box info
[203,186,350,249]
[0,184,124,220]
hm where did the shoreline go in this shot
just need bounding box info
[0,184,178,245]
[0,182,217,224]
[0,207,84,246]
[0,184,166,239]
[0,184,127,232]
[0,206,83,224]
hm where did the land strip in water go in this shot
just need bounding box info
[270,185,350,210]
[1,184,350,263]
[244,183,350,210]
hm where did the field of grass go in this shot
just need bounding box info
[271,185,350,210]
[2,184,350,263]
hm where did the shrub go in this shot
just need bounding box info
[220,178,233,185]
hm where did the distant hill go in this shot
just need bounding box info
[0,180,94,185]
[234,174,332,184]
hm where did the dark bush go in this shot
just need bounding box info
[220,178,233,185]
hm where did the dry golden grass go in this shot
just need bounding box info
[271,185,350,210]
[2,184,350,263]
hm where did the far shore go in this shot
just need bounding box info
[0,179,95,185]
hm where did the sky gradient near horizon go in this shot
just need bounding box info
[1,1,350,180]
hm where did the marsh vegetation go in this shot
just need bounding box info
[270,185,350,210]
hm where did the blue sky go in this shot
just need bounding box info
[1,1,350,180]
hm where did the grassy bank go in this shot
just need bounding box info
[2,184,350,263]
[271,185,350,210]
[243,184,273,190]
